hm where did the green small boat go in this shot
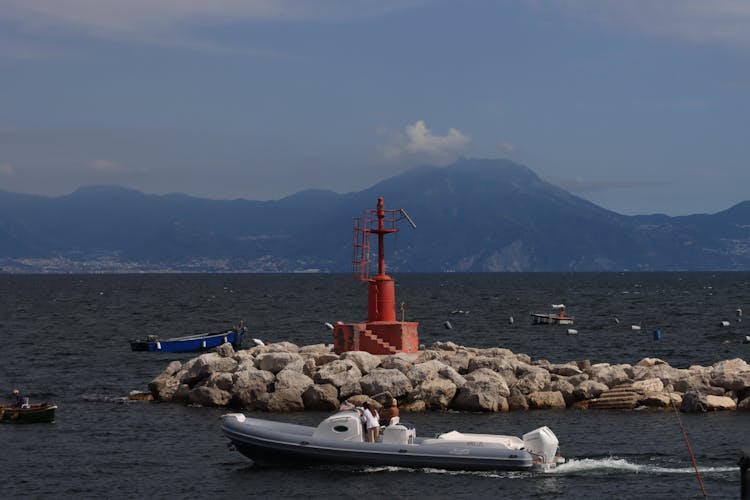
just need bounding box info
[0,403,57,424]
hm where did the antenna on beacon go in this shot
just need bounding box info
[399,209,417,229]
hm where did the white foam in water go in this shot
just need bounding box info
[550,458,737,476]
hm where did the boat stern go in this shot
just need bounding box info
[522,426,562,469]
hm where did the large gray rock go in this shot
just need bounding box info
[513,366,550,395]
[148,360,183,401]
[339,380,362,399]
[180,353,238,386]
[299,343,332,354]
[203,372,234,392]
[573,380,609,401]
[275,368,314,392]
[255,388,305,412]
[405,360,444,385]
[233,367,275,391]
[441,351,473,373]
[313,359,362,388]
[549,379,576,406]
[549,362,583,377]
[214,342,235,358]
[185,386,232,407]
[464,368,510,397]
[359,368,413,398]
[415,350,444,363]
[379,354,413,374]
[452,380,508,412]
[314,353,341,366]
[633,364,687,387]
[256,352,303,374]
[438,364,466,388]
[680,390,709,412]
[467,357,517,385]
[507,387,529,411]
[406,378,457,410]
[302,384,340,411]
[710,358,750,391]
[266,341,300,353]
[705,395,737,411]
[588,363,633,388]
[631,377,665,396]
[639,393,682,409]
[431,341,460,351]
[341,351,382,375]
[527,391,566,409]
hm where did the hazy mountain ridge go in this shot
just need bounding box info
[1,159,749,272]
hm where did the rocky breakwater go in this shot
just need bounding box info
[147,341,750,413]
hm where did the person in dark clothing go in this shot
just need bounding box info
[11,388,29,408]
[379,398,399,426]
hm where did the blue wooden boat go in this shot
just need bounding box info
[130,324,246,353]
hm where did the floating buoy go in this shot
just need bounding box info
[508,316,514,325]
[443,320,453,330]
[743,336,750,344]
[324,322,334,330]
[631,325,641,331]
[720,320,730,327]
[567,329,578,335]
[614,316,620,324]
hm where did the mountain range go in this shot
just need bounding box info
[2,158,749,272]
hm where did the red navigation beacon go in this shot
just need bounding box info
[333,197,419,355]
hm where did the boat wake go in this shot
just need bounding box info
[361,458,736,478]
[548,457,736,476]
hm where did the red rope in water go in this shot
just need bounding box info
[669,389,708,499]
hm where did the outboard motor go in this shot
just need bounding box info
[522,426,560,469]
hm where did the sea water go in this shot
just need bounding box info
[1,273,748,499]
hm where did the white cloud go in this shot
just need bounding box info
[380,120,471,166]
[0,1,425,51]
[89,159,127,173]
[541,0,750,49]
[0,163,14,175]
[498,141,518,155]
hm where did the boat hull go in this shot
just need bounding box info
[0,404,57,424]
[221,415,535,471]
[130,328,244,353]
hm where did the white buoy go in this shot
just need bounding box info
[631,325,641,331]
[508,316,514,324]
[567,329,578,335]
[743,335,750,344]
[443,320,453,330]
[324,322,334,330]
[252,338,265,347]
[720,320,730,327]
[614,316,620,324]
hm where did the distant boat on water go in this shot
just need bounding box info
[530,310,574,325]
[130,323,246,353]
[0,403,57,424]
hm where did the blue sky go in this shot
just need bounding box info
[1,1,749,215]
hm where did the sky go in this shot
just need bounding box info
[1,0,749,216]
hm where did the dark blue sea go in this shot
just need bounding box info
[1,273,749,499]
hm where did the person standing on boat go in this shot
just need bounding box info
[362,402,380,442]
[11,388,29,408]
[379,398,399,426]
